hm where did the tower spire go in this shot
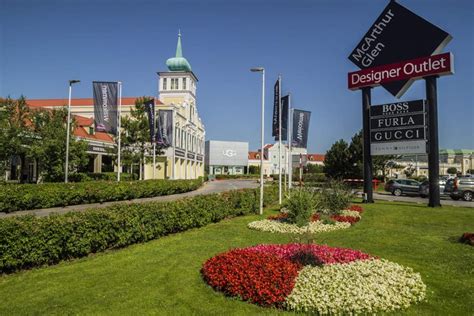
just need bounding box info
[175,30,183,58]
[166,30,192,72]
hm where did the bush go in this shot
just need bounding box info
[0,186,278,273]
[284,188,317,227]
[303,173,326,183]
[318,180,353,215]
[68,172,136,182]
[0,178,204,213]
[214,174,259,180]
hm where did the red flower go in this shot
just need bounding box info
[348,205,364,213]
[201,249,299,306]
[331,215,360,225]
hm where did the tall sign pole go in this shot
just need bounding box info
[278,75,282,204]
[153,99,157,179]
[288,94,293,189]
[362,87,374,203]
[65,80,80,183]
[426,76,441,207]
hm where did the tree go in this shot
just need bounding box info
[323,139,351,179]
[0,96,33,180]
[447,167,457,175]
[120,97,162,180]
[28,107,88,182]
[347,130,363,178]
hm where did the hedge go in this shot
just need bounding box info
[0,179,203,213]
[0,187,278,273]
[68,172,136,182]
[214,174,260,180]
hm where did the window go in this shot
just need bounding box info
[182,78,187,90]
[162,78,167,90]
[171,78,178,90]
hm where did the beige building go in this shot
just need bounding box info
[23,32,205,181]
[386,149,474,178]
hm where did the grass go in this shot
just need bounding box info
[0,200,473,315]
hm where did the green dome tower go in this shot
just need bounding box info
[166,31,192,72]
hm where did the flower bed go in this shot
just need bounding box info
[201,244,426,314]
[248,205,363,234]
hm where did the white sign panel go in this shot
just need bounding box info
[371,140,426,156]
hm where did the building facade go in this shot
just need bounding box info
[157,32,205,180]
[205,140,248,175]
[386,149,474,178]
[15,32,205,181]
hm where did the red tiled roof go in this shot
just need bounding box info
[74,126,114,143]
[26,97,163,107]
[263,144,274,149]
[75,115,93,127]
[248,151,268,160]
[306,154,325,162]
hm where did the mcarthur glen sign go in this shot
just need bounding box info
[370,100,427,155]
[348,0,453,207]
[349,53,454,91]
[348,1,451,98]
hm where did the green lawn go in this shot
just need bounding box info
[0,201,473,315]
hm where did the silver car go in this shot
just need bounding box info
[444,176,474,201]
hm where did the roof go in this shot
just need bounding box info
[306,154,325,162]
[248,151,268,160]
[263,144,274,150]
[74,126,114,143]
[26,97,163,107]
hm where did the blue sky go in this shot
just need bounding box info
[1,0,473,153]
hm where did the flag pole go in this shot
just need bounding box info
[172,107,176,180]
[153,99,156,179]
[278,75,282,204]
[117,82,122,182]
[288,93,293,189]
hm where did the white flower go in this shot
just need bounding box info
[285,259,426,314]
[248,219,351,234]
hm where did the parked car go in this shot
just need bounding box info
[444,176,474,201]
[418,177,447,198]
[385,179,421,196]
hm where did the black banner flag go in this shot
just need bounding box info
[292,109,311,148]
[156,110,173,148]
[93,81,119,134]
[280,95,289,141]
[272,78,280,137]
[143,99,155,143]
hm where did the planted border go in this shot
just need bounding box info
[0,187,278,273]
[0,178,203,213]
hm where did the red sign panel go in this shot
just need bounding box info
[348,52,454,91]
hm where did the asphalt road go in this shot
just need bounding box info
[0,179,259,218]
[370,191,474,207]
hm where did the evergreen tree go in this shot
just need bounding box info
[323,139,351,179]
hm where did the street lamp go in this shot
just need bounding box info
[65,79,80,183]
[250,67,265,215]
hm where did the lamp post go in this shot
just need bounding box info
[65,79,80,183]
[250,67,265,215]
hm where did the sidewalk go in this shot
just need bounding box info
[0,180,259,218]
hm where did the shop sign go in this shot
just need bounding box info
[370,100,427,155]
[348,1,451,97]
[348,52,453,91]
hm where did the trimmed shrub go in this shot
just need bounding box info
[68,172,136,182]
[318,180,353,216]
[0,179,203,213]
[0,186,278,273]
[284,188,317,227]
[214,174,259,180]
